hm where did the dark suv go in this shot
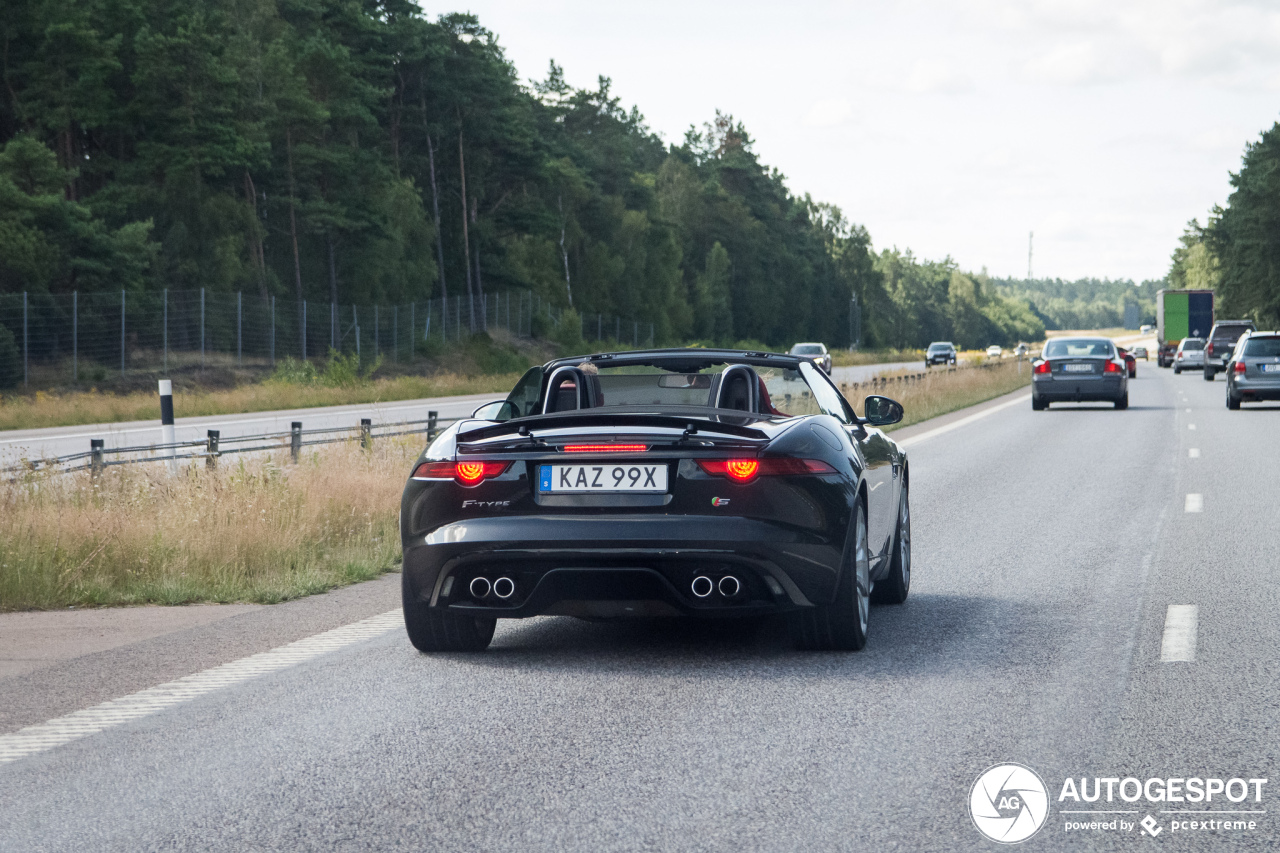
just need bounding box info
[1226,332,1280,408]
[926,342,957,366]
[1204,320,1255,380]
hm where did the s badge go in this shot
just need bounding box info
[711,497,730,507]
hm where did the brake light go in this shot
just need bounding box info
[562,444,649,452]
[411,460,511,485]
[1033,360,1051,374]
[1104,360,1122,374]
[1235,361,1246,374]
[1206,342,1213,356]
[696,458,836,481]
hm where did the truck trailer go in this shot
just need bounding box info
[1156,289,1214,368]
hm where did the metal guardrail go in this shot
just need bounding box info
[3,411,460,477]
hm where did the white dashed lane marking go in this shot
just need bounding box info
[1185,494,1204,513]
[0,611,402,765]
[1188,424,1196,430]
[1188,448,1200,458]
[1160,605,1199,662]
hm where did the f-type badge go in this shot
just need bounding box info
[711,497,730,507]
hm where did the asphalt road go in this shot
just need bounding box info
[2,364,1276,851]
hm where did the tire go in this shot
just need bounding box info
[1227,389,1241,410]
[872,484,910,605]
[1174,365,1181,374]
[1031,395,1047,411]
[1114,391,1129,410]
[1203,367,1215,381]
[793,500,870,651]
[402,573,496,652]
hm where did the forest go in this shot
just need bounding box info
[0,0,1049,365]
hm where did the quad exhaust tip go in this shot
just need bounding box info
[718,575,741,597]
[691,576,714,598]
[469,577,492,599]
[493,577,516,599]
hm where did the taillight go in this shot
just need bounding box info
[1033,360,1051,374]
[562,444,649,453]
[696,458,836,482]
[1104,360,1122,374]
[1206,342,1213,356]
[411,460,511,485]
[1234,361,1246,374]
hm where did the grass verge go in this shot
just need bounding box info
[830,347,925,367]
[838,358,1032,431]
[0,439,417,611]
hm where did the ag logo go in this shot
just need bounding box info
[711,497,730,507]
[969,763,1049,843]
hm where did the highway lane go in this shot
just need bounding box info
[1,365,1276,851]
[0,360,921,465]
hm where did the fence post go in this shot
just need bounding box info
[22,291,28,387]
[72,291,77,383]
[159,379,177,476]
[200,288,205,369]
[360,417,372,450]
[163,288,168,372]
[205,430,219,469]
[290,421,302,464]
[120,289,126,374]
[90,439,104,478]
[427,410,438,442]
[237,291,242,366]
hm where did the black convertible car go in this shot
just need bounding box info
[400,349,911,652]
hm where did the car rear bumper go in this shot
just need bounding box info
[1230,376,1280,399]
[1032,375,1125,401]
[402,515,843,618]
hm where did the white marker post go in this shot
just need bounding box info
[159,379,177,475]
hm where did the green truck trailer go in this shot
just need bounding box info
[1156,289,1214,368]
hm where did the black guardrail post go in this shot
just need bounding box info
[90,439,104,479]
[206,430,220,470]
[290,422,302,464]
[427,410,438,441]
[360,418,372,450]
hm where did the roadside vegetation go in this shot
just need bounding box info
[843,358,1032,431]
[0,438,416,611]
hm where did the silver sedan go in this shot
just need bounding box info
[1173,338,1205,373]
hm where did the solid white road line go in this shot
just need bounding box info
[1188,424,1196,430]
[0,610,402,765]
[1160,605,1199,662]
[1185,494,1204,513]
[1188,448,1200,458]
[896,394,1031,450]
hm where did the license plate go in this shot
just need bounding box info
[1262,364,1280,373]
[539,463,668,493]
[1061,363,1094,373]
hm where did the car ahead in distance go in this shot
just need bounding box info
[1140,324,1153,334]
[400,348,911,653]
[1031,337,1129,410]
[1013,343,1029,357]
[1132,346,1148,360]
[1203,320,1256,380]
[789,342,832,373]
[1116,346,1137,378]
[1226,331,1280,409]
[926,341,957,366]
[986,345,1003,358]
[1173,337,1206,374]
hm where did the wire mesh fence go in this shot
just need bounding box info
[0,289,657,387]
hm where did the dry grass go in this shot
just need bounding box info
[0,438,419,611]
[0,372,522,432]
[830,347,926,367]
[838,359,1032,430]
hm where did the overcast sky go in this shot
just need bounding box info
[431,1,1280,283]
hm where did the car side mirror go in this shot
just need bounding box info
[863,395,904,427]
[471,400,514,421]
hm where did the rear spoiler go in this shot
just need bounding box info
[457,408,772,444]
